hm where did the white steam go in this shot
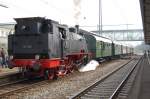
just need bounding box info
[79,60,100,72]
[73,0,82,24]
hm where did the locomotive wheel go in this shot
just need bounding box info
[67,66,74,74]
[83,55,90,65]
[67,69,73,74]
[19,67,27,77]
[19,67,32,79]
[65,61,74,74]
[25,69,34,80]
[44,69,57,80]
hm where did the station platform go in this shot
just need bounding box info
[128,54,150,99]
[0,67,19,77]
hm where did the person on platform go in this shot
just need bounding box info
[0,53,2,67]
[0,48,6,68]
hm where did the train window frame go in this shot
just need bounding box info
[100,41,103,49]
[102,41,105,50]
[99,41,101,49]
[58,27,67,40]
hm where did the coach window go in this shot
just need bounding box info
[102,42,105,50]
[100,41,102,49]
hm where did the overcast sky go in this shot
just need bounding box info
[0,0,142,30]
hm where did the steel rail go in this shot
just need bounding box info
[109,55,143,99]
[69,58,136,99]
[0,77,48,98]
[0,72,21,79]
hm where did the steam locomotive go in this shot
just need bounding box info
[8,17,133,79]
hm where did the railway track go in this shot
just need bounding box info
[69,56,142,99]
[0,72,20,77]
[115,55,144,99]
[0,72,27,88]
[0,77,47,98]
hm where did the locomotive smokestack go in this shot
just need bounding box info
[75,25,79,33]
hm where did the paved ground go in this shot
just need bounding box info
[139,55,150,99]
[0,67,19,77]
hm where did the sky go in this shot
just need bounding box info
[0,0,143,31]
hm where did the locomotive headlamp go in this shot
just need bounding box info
[35,55,40,60]
[9,55,13,60]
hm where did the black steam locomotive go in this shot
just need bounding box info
[8,17,90,79]
[8,17,133,79]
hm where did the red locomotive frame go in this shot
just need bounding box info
[10,51,91,79]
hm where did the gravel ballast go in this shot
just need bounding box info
[5,59,129,99]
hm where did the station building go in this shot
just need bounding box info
[0,24,14,50]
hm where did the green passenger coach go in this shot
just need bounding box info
[94,36,112,58]
[79,29,133,61]
[81,31,113,59]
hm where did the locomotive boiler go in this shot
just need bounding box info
[8,17,91,79]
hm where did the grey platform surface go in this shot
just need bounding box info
[128,56,150,99]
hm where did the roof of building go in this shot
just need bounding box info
[140,0,150,44]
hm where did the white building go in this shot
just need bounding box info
[0,24,14,50]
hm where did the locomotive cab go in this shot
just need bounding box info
[8,17,62,59]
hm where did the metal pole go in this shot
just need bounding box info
[99,0,102,35]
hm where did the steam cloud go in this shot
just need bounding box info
[73,0,82,24]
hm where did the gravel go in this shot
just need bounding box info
[4,59,129,99]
